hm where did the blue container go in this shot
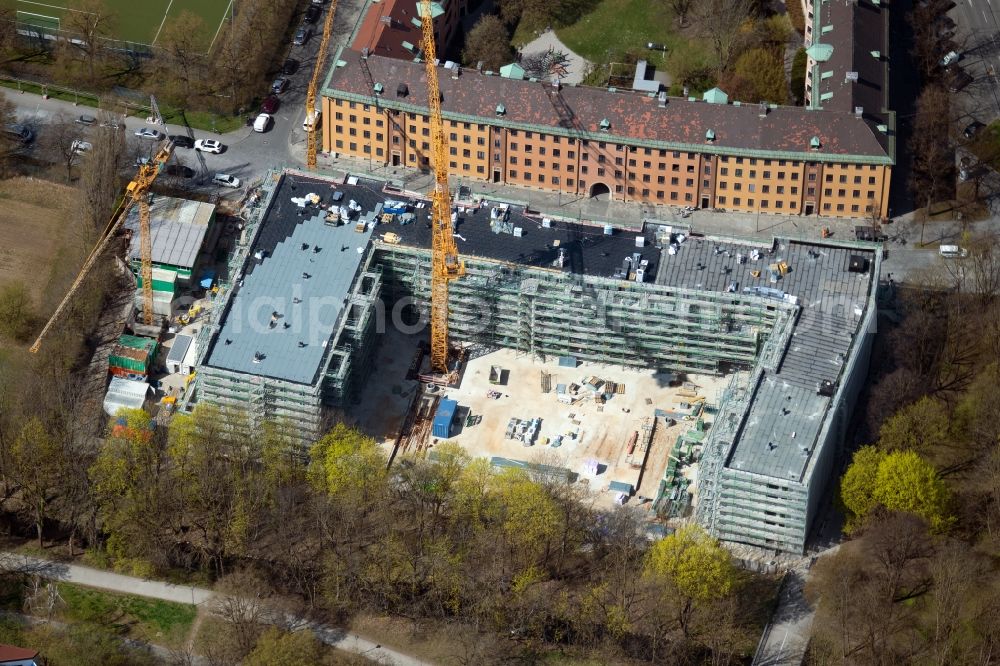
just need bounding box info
[432,399,458,438]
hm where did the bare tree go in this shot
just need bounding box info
[59,0,117,84]
[41,114,85,182]
[666,0,695,27]
[153,10,208,107]
[80,107,127,233]
[694,0,753,71]
[909,84,954,235]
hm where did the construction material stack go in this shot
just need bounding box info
[108,335,158,380]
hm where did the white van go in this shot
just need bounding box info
[939,244,968,258]
[303,110,321,131]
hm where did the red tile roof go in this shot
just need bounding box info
[323,49,893,163]
[0,644,38,662]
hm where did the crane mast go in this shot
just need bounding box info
[306,0,340,169]
[30,141,172,352]
[420,0,464,374]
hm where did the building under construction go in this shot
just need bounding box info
[188,170,879,553]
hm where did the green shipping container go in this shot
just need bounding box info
[109,335,158,373]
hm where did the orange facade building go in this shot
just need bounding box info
[321,43,893,218]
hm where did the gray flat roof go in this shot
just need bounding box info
[166,334,193,364]
[655,235,875,481]
[123,196,215,269]
[203,175,375,385]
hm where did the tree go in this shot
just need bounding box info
[59,0,117,84]
[309,423,387,500]
[0,91,19,172]
[40,114,84,183]
[694,0,753,70]
[876,396,952,457]
[841,446,952,531]
[244,628,323,665]
[643,524,739,637]
[9,417,67,547]
[0,282,37,342]
[461,15,513,73]
[790,47,807,104]
[727,47,788,104]
[153,11,208,106]
[80,107,127,235]
[909,84,953,225]
[666,0,694,27]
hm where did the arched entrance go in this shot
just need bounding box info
[589,182,611,200]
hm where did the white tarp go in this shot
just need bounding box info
[103,377,150,416]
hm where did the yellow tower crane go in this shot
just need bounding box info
[420,0,465,374]
[30,141,173,353]
[306,0,340,169]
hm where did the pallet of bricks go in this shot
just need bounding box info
[108,335,158,381]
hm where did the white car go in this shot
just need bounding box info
[302,110,321,131]
[134,127,163,140]
[253,113,272,133]
[71,139,92,154]
[195,139,224,154]
[941,50,961,66]
[213,173,241,188]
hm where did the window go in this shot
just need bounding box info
[553,163,560,171]
[854,176,862,184]
[477,165,485,173]
[734,182,742,191]
[627,186,635,194]
[792,173,800,181]
[672,164,680,172]
[703,179,709,188]
[568,151,576,159]
[748,199,754,207]
[393,136,400,145]
[721,167,729,176]
[363,117,371,125]
[791,186,798,194]
[671,177,679,185]
[644,161,651,168]
[348,128,356,136]
[642,188,650,196]
[363,130,370,139]
[762,185,769,193]
[598,154,605,163]
[477,151,485,159]
[777,186,784,194]
[422,127,429,136]
[422,141,429,149]
[852,190,860,197]
[750,158,757,165]
[749,170,756,178]
[349,142,357,151]
[539,147,546,155]
[567,178,574,186]
[510,156,518,164]
[673,151,681,158]
[734,197,741,205]
[526,131,533,138]
[686,178,693,186]
[616,157,624,166]
[736,157,744,164]
[511,143,518,150]
[763,171,770,179]
[704,166,711,175]
[670,192,678,200]
[616,185,624,193]
[824,188,832,196]
[761,200,768,208]
[869,176,876,184]
[582,153,589,161]
[719,181,727,190]
[616,170,623,178]
[839,175,847,183]
[552,176,560,185]
[837,203,845,211]
[450,147,457,156]
[851,204,860,212]
[449,161,457,168]
[582,166,589,174]
[718,196,726,204]
[477,137,485,145]
[687,165,695,173]
[509,170,518,178]
[807,187,815,196]
[524,158,532,167]
[524,144,532,153]
[567,165,575,172]
[538,174,545,183]
[825,174,833,183]
[657,175,665,184]
[642,174,650,182]
[349,114,357,123]
[809,173,816,181]
[867,190,875,199]
[376,133,383,141]
[775,200,783,209]
[777,171,784,179]
[823,203,831,211]
[553,149,561,157]
[838,189,846,196]
[463,149,471,158]
[735,169,743,177]
[598,168,606,177]
[494,139,501,148]
[335,140,343,148]
[335,112,343,120]
[748,184,756,193]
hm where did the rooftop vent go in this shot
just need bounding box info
[810,136,821,150]
[871,50,881,59]
[657,91,667,106]
[854,106,863,118]
[599,118,611,131]
[496,104,506,116]
[705,129,716,142]
[374,82,384,95]
[877,123,888,133]
[845,71,859,82]
[396,83,409,98]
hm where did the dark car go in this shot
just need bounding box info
[948,65,975,92]
[282,58,299,75]
[165,164,195,178]
[294,25,311,45]
[75,114,97,126]
[964,121,986,139]
[261,95,281,114]
[305,5,321,23]
[169,135,195,148]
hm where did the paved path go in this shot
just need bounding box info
[0,552,431,666]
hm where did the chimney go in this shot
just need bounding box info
[657,91,667,107]
[552,76,561,91]
[758,101,768,117]
[854,106,863,118]
[452,65,460,79]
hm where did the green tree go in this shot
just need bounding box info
[0,282,37,342]
[492,467,560,569]
[790,47,807,105]
[462,15,513,73]
[309,423,387,499]
[244,627,324,665]
[644,525,739,637]
[877,396,952,455]
[841,446,952,531]
[731,47,788,104]
[10,417,66,547]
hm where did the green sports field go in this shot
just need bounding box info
[7,0,233,50]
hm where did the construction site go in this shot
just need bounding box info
[154,165,879,554]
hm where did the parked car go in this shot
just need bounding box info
[134,127,163,140]
[311,0,325,5]
[253,113,272,132]
[194,139,224,153]
[949,67,974,93]
[941,50,961,66]
[71,139,92,154]
[305,5,321,22]
[169,135,195,148]
[282,58,299,75]
[963,121,985,139]
[293,25,311,45]
[261,96,280,114]
[271,77,289,94]
[165,164,195,178]
[75,114,97,126]
[135,156,151,167]
[302,110,321,132]
[3,124,34,143]
[212,173,241,188]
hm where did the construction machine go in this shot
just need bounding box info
[420,0,465,374]
[305,0,340,169]
[30,140,173,353]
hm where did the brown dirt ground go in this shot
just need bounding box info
[0,177,80,303]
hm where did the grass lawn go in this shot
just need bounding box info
[554,0,715,91]
[55,583,196,648]
[3,0,231,49]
